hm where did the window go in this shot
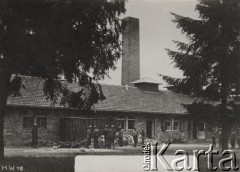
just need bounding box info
[127,116,135,130]
[37,116,47,128]
[166,121,171,130]
[165,118,180,131]
[173,121,180,131]
[23,116,47,129]
[115,118,125,129]
[23,116,34,128]
[128,120,134,130]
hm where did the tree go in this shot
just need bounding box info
[162,0,240,151]
[0,0,126,159]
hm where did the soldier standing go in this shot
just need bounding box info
[93,125,100,148]
[118,126,123,147]
[218,128,222,148]
[32,123,38,148]
[109,125,116,149]
[86,125,92,148]
[140,127,145,146]
[211,126,217,147]
[132,126,139,148]
[103,125,110,148]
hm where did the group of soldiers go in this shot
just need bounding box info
[86,125,145,149]
[212,127,240,149]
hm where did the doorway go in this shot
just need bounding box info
[146,120,152,138]
[193,121,197,139]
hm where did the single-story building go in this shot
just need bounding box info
[4,16,237,146]
[4,76,221,146]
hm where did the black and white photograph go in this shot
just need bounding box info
[0,0,240,171]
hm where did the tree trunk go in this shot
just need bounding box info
[221,114,229,151]
[0,70,11,160]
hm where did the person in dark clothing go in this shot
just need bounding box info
[86,125,92,148]
[32,124,38,148]
[93,125,100,148]
[109,125,116,149]
[118,126,123,147]
[140,127,145,146]
[218,128,222,148]
[132,126,139,148]
[231,128,236,149]
[211,126,217,147]
[103,125,110,148]
[237,128,240,149]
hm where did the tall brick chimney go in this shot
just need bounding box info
[121,17,140,86]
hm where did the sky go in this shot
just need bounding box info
[100,0,199,86]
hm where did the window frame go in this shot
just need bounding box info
[165,118,180,131]
[23,116,34,129]
[125,116,135,130]
[165,120,172,131]
[173,120,180,131]
[36,116,47,129]
[22,116,47,129]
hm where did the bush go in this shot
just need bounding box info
[172,133,188,143]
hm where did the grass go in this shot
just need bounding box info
[1,157,74,172]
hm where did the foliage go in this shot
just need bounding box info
[163,0,240,101]
[0,0,126,159]
[162,0,240,150]
[0,0,125,109]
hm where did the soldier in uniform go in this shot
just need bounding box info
[32,123,38,148]
[118,126,123,147]
[103,125,110,148]
[132,126,139,148]
[218,128,222,148]
[93,125,100,148]
[211,126,217,147]
[86,125,92,148]
[140,127,145,146]
[109,125,116,149]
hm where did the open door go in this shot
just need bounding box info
[197,122,206,139]
[146,120,152,138]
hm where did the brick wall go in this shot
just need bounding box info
[4,107,83,146]
[122,17,140,86]
[4,107,194,146]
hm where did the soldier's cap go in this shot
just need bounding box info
[105,125,108,127]
[111,125,114,127]
[94,125,97,128]
[88,125,92,128]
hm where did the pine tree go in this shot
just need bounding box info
[163,0,240,151]
[0,0,126,159]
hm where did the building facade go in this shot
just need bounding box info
[3,17,221,146]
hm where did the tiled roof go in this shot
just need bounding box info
[7,77,195,114]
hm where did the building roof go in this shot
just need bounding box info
[132,77,162,85]
[7,77,195,114]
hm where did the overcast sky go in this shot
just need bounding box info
[100,0,199,86]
